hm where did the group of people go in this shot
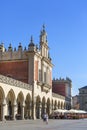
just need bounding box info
[43,113,48,124]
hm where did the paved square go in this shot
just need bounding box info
[0,119,87,130]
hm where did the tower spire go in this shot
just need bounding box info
[29,36,35,46]
[40,25,47,44]
[42,24,45,33]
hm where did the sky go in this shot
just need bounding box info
[0,0,87,96]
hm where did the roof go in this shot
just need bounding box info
[80,86,87,90]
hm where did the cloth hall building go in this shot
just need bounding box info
[0,26,71,121]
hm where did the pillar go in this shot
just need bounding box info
[49,104,52,115]
[29,101,32,119]
[44,103,47,113]
[52,104,54,112]
[13,101,17,120]
[2,99,7,121]
[32,101,36,120]
[39,102,42,119]
[22,102,25,120]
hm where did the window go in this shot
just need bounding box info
[39,69,41,82]
[44,72,46,83]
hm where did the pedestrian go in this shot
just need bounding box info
[43,113,46,122]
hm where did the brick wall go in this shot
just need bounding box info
[0,60,28,83]
[34,61,38,81]
[52,82,66,96]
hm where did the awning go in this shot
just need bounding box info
[53,109,67,113]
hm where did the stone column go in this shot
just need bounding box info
[32,100,36,120]
[52,104,54,112]
[13,101,17,120]
[49,104,52,115]
[22,102,25,120]
[39,102,42,119]
[44,103,47,113]
[2,99,7,121]
[29,101,32,119]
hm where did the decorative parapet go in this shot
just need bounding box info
[0,74,32,90]
[52,92,65,100]
[53,77,72,83]
[0,43,38,61]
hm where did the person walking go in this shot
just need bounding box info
[43,113,46,122]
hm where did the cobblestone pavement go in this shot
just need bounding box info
[0,119,87,130]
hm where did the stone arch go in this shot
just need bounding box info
[0,86,5,121]
[46,98,50,116]
[17,91,24,119]
[24,93,31,119]
[6,89,15,119]
[36,95,41,119]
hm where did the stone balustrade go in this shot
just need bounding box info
[0,74,32,90]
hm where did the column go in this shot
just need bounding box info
[49,104,52,115]
[22,102,25,120]
[52,104,54,112]
[13,101,17,120]
[29,101,32,119]
[2,99,7,121]
[39,102,42,119]
[44,103,47,113]
[32,100,36,120]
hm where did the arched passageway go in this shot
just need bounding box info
[17,91,24,119]
[42,97,46,116]
[24,94,32,119]
[36,96,41,119]
[47,98,50,116]
[7,89,15,119]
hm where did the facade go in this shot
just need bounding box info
[0,26,70,121]
[79,86,87,111]
[52,77,72,109]
[72,95,79,109]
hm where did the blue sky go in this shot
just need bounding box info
[0,0,87,96]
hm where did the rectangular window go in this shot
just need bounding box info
[44,72,46,83]
[39,69,41,82]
